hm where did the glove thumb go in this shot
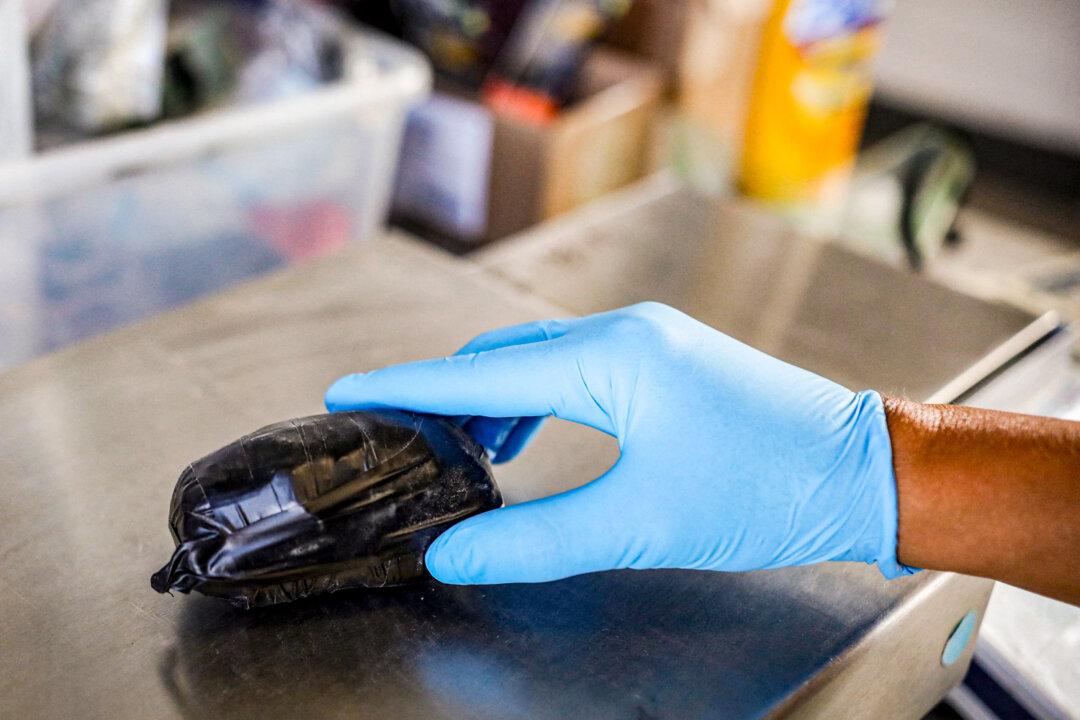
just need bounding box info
[425,470,635,585]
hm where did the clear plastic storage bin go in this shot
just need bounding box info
[0,28,430,371]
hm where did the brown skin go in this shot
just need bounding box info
[884,396,1080,606]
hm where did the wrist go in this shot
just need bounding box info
[881,396,939,572]
[844,391,921,579]
[884,396,1080,603]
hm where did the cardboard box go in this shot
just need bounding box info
[604,0,692,93]
[606,0,769,90]
[392,48,662,246]
[677,0,770,170]
[605,0,770,184]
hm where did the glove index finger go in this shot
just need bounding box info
[455,318,575,356]
[325,337,607,429]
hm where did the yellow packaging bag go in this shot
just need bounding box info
[740,0,887,222]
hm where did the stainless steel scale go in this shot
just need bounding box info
[0,176,1066,719]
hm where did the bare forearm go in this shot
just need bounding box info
[884,396,1080,604]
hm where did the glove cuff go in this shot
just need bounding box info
[863,391,921,580]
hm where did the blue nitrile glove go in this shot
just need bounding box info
[325,302,918,585]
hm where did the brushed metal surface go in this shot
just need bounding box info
[0,216,1045,719]
[477,176,1039,402]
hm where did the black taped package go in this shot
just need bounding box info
[150,410,501,608]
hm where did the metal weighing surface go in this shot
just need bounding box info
[0,189,1059,718]
[477,175,1053,404]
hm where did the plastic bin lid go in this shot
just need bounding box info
[0,29,431,206]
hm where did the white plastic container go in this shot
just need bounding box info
[0,0,33,161]
[0,26,430,370]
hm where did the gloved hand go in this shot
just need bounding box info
[325,302,917,585]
